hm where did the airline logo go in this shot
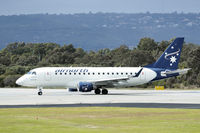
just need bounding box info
[164,45,180,66]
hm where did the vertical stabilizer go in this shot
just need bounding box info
[146,37,184,70]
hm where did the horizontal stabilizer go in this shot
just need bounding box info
[162,68,191,75]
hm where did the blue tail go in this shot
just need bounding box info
[146,37,184,70]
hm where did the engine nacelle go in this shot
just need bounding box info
[78,82,93,92]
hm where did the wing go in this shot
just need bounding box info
[87,76,129,86]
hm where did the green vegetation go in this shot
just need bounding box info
[0,107,200,133]
[0,37,200,88]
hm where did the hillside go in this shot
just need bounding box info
[0,13,200,50]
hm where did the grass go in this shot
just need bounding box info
[0,107,200,133]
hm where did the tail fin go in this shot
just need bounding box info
[146,37,184,70]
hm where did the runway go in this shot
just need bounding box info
[1,88,200,109]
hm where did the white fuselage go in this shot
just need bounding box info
[16,67,157,88]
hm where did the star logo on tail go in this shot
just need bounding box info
[170,56,177,66]
[164,48,180,66]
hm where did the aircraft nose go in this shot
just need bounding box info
[16,77,24,86]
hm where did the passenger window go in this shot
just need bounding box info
[93,73,95,75]
[116,72,119,75]
[130,72,132,75]
[121,73,123,75]
[112,72,114,75]
[69,73,71,75]
[79,73,81,75]
[65,73,67,75]
[74,73,76,75]
[60,73,62,75]
[55,73,57,75]
[103,73,105,75]
[98,73,100,75]
[83,73,85,75]
[88,73,90,75]
[126,73,128,75]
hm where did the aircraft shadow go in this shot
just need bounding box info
[81,93,150,96]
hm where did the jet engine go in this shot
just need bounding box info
[78,82,93,92]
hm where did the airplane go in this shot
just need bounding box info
[16,37,190,95]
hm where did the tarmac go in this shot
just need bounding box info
[0,88,200,109]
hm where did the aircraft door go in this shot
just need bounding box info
[44,71,51,81]
[140,70,146,80]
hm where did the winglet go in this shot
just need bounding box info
[132,68,143,77]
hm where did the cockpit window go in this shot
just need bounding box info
[32,72,36,75]
[27,72,31,74]
[26,71,37,75]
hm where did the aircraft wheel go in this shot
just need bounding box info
[102,89,108,95]
[38,91,43,95]
[37,87,43,96]
[95,88,101,94]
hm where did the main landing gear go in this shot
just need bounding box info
[37,87,43,96]
[94,88,108,95]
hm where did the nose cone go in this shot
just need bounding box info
[16,77,23,86]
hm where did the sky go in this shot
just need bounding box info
[0,0,200,15]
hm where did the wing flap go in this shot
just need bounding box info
[87,76,129,85]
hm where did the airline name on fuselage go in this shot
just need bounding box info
[55,69,89,73]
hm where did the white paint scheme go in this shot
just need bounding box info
[16,67,157,89]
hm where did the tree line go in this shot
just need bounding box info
[0,37,199,88]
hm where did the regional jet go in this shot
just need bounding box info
[16,37,190,95]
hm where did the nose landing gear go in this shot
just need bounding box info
[37,87,43,96]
